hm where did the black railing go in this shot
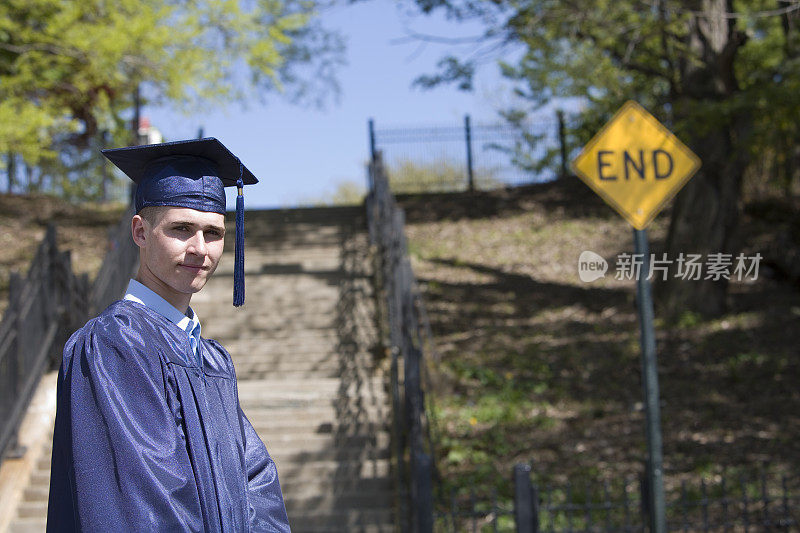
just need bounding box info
[0,206,138,462]
[436,463,799,532]
[89,205,138,314]
[0,225,89,460]
[366,152,436,532]
[368,112,575,194]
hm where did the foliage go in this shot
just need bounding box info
[408,0,800,174]
[405,0,800,314]
[0,0,343,199]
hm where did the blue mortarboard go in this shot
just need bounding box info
[101,138,257,307]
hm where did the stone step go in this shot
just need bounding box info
[288,511,395,533]
[234,361,366,378]
[15,501,47,519]
[243,393,390,413]
[28,470,51,487]
[203,321,341,339]
[197,304,343,320]
[217,259,349,274]
[36,456,53,472]
[264,427,390,444]
[205,322,349,339]
[244,394,389,411]
[236,377,386,395]
[272,445,391,464]
[7,518,48,533]
[284,490,392,514]
[242,399,389,417]
[213,261,370,277]
[248,417,388,434]
[276,459,391,481]
[23,485,48,503]
[232,354,377,372]
[281,475,391,499]
[222,334,346,352]
[236,389,389,407]
[237,368,357,379]
[264,432,389,452]
[257,420,390,436]
[196,285,345,303]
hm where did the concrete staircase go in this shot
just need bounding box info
[2,206,396,532]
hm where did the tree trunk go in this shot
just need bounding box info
[7,152,15,194]
[660,0,749,317]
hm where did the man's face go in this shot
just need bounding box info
[134,207,226,305]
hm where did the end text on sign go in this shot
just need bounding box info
[597,149,674,181]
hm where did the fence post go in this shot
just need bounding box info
[5,271,26,459]
[464,115,475,192]
[53,250,73,368]
[416,451,434,533]
[640,467,651,530]
[369,118,377,163]
[514,463,536,533]
[557,110,568,179]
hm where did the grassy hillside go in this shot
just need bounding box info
[399,181,800,504]
[0,194,126,316]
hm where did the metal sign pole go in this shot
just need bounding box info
[633,228,666,533]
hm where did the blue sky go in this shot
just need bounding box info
[148,1,521,209]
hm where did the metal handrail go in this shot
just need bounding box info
[366,152,435,532]
[0,205,137,461]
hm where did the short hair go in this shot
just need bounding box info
[138,206,167,227]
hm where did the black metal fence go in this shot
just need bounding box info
[435,464,799,532]
[89,205,139,313]
[368,112,573,194]
[0,206,138,462]
[0,225,88,461]
[366,152,436,532]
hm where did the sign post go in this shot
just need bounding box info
[571,101,701,533]
[634,227,665,533]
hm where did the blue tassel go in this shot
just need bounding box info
[233,177,245,307]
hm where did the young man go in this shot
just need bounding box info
[47,139,290,532]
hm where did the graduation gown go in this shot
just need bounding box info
[46,300,290,532]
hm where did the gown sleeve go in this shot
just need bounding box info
[47,318,205,532]
[239,405,291,532]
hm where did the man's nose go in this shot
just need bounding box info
[187,231,208,256]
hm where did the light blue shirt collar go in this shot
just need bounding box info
[123,279,202,364]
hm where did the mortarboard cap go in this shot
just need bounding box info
[101,138,256,307]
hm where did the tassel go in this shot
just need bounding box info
[233,176,245,307]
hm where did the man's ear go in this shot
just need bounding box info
[131,215,148,248]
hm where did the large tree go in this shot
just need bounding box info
[408,0,799,316]
[0,0,343,198]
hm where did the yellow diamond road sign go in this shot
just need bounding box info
[571,101,701,230]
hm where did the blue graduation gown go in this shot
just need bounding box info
[46,300,290,532]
